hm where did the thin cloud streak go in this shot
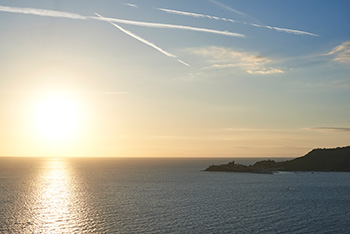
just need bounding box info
[95,13,190,67]
[0,5,87,19]
[91,15,245,38]
[307,127,350,132]
[157,8,237,22]
[158,8,318,36]
[247,68,284,75]
[177,59,191,67]
[0,5,244,66]
[250,23,318,37]
[209,0,248,17]
[0,5,192,66]
[0,5,245,38]
[123,3,138,8]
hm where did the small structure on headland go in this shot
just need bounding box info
[204,146,350,174]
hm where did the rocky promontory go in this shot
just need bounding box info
[204,146,350,174]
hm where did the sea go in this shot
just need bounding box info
[0,157,350,234]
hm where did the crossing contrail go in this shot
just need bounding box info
[91,15,245,38]
[0,5,245,38]
[157,7,318,37]
[95,13,190,67]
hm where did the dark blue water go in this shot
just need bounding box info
[1,157,350,233]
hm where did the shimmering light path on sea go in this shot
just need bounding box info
[1,157,350,233]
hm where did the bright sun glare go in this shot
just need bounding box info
[35,94,79,143]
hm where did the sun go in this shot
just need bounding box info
[34,94,79,143]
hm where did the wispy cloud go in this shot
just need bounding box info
[306,127,350,132]
[190,46,284,75]
[327,41,350,63]
[123,3,138,8]
[95,13,190,67]
[0,5,87,19]
[157,8,318,36]
[209,0,248,17]
[247,68,284,75]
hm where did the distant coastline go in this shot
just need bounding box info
[204,146,350,174]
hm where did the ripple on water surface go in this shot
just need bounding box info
[1,157,350,233]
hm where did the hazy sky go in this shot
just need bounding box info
[0,0,349,157]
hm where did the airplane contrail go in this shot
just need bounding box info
[0,5,87,19]
[0,5,245,38]
[158,8,237,22]
[0,5,246,66]
[90,15,245,38]
[209,0,248,17]
[95,13,190,67]
[123,3,138,8]
[157,8,318,37]
[249,23,318,37]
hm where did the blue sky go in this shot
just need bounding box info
[0,0,349,157]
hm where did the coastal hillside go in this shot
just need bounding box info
[283,146,350,171]
[205,146,350,173]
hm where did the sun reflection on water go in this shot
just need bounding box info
[1,158,104,233]
[33,158,82,233]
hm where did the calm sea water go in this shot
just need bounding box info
[1,157,350,234]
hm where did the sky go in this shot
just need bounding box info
[0,0,349,157]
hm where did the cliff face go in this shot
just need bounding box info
[205,146,350,173]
